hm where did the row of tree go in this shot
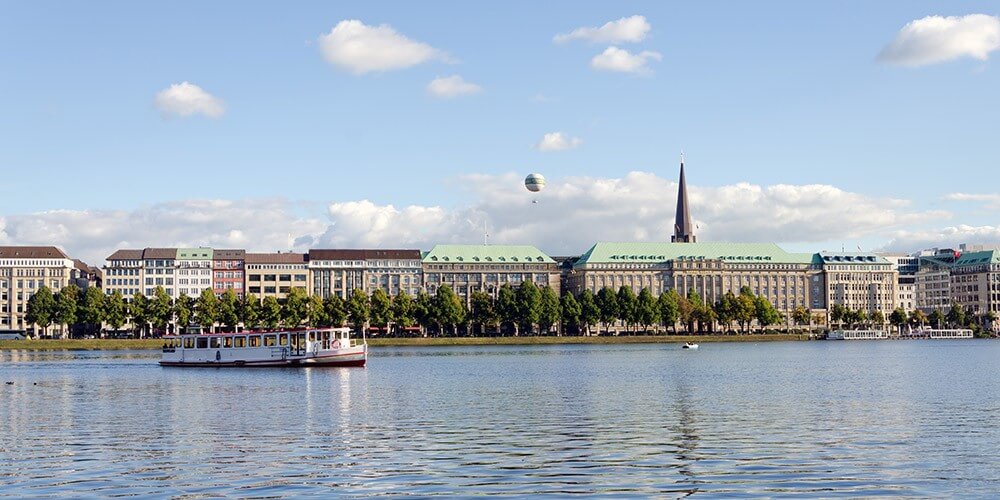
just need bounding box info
[25,282,797,338]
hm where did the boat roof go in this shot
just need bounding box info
[164,327,351,338]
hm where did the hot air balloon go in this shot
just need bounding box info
[524,173,546,193]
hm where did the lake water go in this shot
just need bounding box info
[2,340,1000,498]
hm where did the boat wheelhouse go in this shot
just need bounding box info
[160,327,366,367]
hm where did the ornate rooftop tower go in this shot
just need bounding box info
[672,153,696,243]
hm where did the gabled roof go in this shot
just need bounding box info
[176,248,213,260]
[309,249,421,261]
[245,252,307,264]
[422,244,555,264]
[574,242,817,267]
[107,249,143,260]
[0,246,69,259]
[953,250,1000,267]
[142,248,177,259]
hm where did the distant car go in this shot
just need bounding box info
[0,333,26,340]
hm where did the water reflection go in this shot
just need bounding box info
[2,341,1000,496]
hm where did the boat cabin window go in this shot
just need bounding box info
[196,337,208,349]
[234,336,246,348]
[264,335,276,347]
[223,337,233,348]
[183,338,195,349]
[249,335,261,347]
[308,332,315,342]
[210,337,221,349]
[278,333,288,346]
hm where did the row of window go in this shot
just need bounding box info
[248,274,307,282]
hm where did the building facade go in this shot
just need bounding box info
[422,245,559,304]
[915,249,958,313]
[0,246,76,335]
[949,250,1000,329]
[308,249,422,299]
[212,249,246,298]
[819,252,899,319]
[176,248,214,298]
[880,253,919,312]
[569,242,823,314]
[142,248,178,298]
[245,253,309,300]
[103,249,143,299]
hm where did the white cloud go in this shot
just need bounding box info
[153,82,225,118]
[318,20,445,74]
[945,192,1000,209]
[555,15,651,44]
[590,46,662,74]
[535,132,583,151]
[883,225,1000,252]
[878,14,1000,67]
[427,75,482,98]
[0,172,956,264]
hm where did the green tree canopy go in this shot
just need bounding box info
[240,296,262,329]
[307,295,328,327]
[636,288,659,332]
[516,281,542,335]
[496,284,518,335]
[596,286,619,333]
[414,290,435,334]
[369,288,392,331]
[792,306,811,327]
[150,286,173,333]
[434,285,465,336]
[347,288,370,333]
[281,287,309,328]
[173,295,194,333]
[578,289,600,335]
[392,292,415,333]
[538,286,561,334]
[754,296,781,330]
[469,290,495,336]
[195,288,220,332]
[131,293,150,337]
[105,290,128,332]
[946,303,966,328]
[323,294,347,327]
[658,289,680,333]
[55,285,81,335]
[560,293,582,335]
[261,296,282,330]
[617,286,638,332]
[25,286,56,337]
[218,289,240,331]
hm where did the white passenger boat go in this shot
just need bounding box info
[160,327,367,367]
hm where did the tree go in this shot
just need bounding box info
[195,288,220,332]
[131,293,150,337]
[578,289,600,335]
[150,286,173,335]
[680,290,705,333]
[261,296,282,330]
[469,290,495,336]
[281,287,309,328]
[391,292,414,335]
[909,309,928,329]
[173,295,194,333]
[516,281,542,335]
[435,285,465,336]
[55,285,80,339]
[792,306,811,328]
[538,286,561,335]
[77,286,107,337]
[871,310,886,330]
[930,309,945,329]
[754,296,781,332]
[560,293,582,335]
[347,288,370,334]
[658,289,680,334]
[496,284,518,335]
[616,286,638,334]
[830,304,847,329]
[636,288,659,333]
[414,290,435,336]
[734,292,757,333]
[323,295,347,328]
[596,286,619,334]
[715,292,737,332]
[307,295,327,327]
[218,290,240,332]
[25,286,56,338]
[105,291,128,334]
[369,288,392,333]
[241,297,262,329]
[853,308,868,329]
[946,303,966,329]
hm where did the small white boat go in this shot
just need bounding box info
[160,327,367,367]
[682,342,699,350]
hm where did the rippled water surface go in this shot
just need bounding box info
[2,340,1000,497]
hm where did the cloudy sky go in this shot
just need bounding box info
[2,2,999,264]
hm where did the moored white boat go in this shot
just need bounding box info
[159,327,366,367]
[682,342,698,349]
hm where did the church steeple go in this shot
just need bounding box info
[672,152,696,243]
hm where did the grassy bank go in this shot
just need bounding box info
[1,334,812,351]
[0,339,166,351]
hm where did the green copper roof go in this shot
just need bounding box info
[574,242,818,266]
[176,248,213,260]
[954,250,1000,267]
[423,244,555,264]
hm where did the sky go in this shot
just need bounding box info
[1,1,999,264]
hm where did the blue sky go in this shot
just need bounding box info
[1,2,999,262]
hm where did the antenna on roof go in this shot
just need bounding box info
[484,220,489,246]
